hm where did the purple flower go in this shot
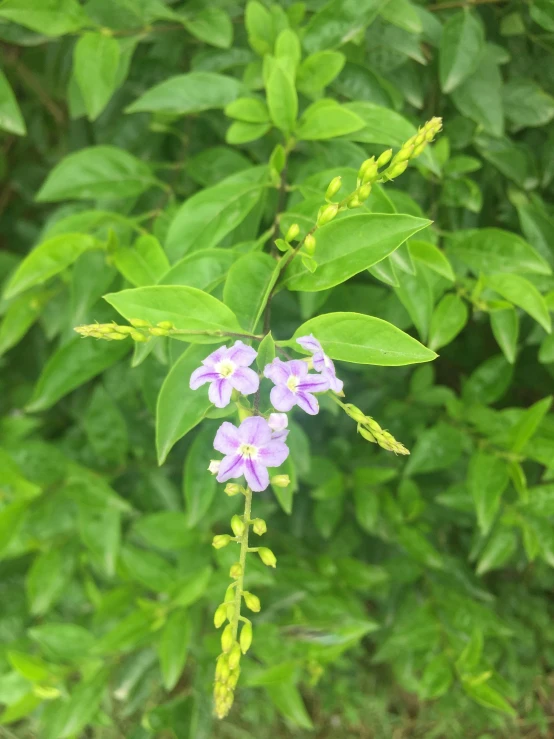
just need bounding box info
[296,334,343,393]
[189,341,259,408]
[268,412,289,442]
[263,358,329,415]
[213,416,289,492]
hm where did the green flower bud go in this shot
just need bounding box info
[317,203,339,227]
[224,584,235,603]
[228,642,242,670]
[149,327,169,336]
[271,474,290,488]
[258,547,277,568]
[225,483,243,496]
[130,331,149,342]
[226,603,235,621]
[227,668,240,689]
[358,426,377,443]
[130,318,150,327]
[358,156,376,181]
[377,149,393,168]
[212,534,232,549]
[325,175,342,201]
[285,223,300,242]
[156,321,173,330]
[360,160,379,184]
[240,622,253,654]
[216,654,230,681]
[231,515,245,538]
[365,417,383,433]
[114,325,134,334]
[230,562,243,579]
[343,403,368,424]
[387,160,409,179]
[393,145,414,164]
[214,603,227,628]
[358,183,372,202]
[304,233,316,255]
[89,331,104,339]
[107,332,127,340]
[252,518,267,536]
[412,142,427,158]
[243,591,261,612]
[221,624,234,653]
[347,194,361,209]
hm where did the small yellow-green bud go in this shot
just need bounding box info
[243,591,261,612]
[228,643,242,670]
[156,321,173,330]
[377,149,393,168]
[225,483,243,496]
[96,324,114,334]
[114,325,134,334]
[387,160,409,179]
[89,331,104,339]
[285,223,300,242]
[214,603,227,628]
[230,515,245,538]
[317,203,339,227]
[412,142,427,158]
[393,145,414,164]
[107,332,127,340]
[325,176,342,201]
[258,547,277,568]
[365,417,382,433]
[227,668,240,689]
[221,625,234,653]
[230,562,243,579]
[271,474,290,488]
[359,426,377,443]
[358,156,376,182]
[240,622,253,654]
[216,654,230,681]
[130,331,148,342]
[212,534,232,550]
[130,318,150,327]
[358,183,372,202]
[344,404,368,423]
[224,584,235,603]
[226,602,235,621]
[347,194,361,209]
[252,518,267,536]
[304,233,316,255]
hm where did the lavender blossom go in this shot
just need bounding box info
[264,358,329,415]
[190,341,259,408]
[213,416,289,492]
[296,334,343,393]
[268,412,289,442]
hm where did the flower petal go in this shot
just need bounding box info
[190,366,219,389]
[244,458,269,492]
[288,360,308,379]
[296,334,322,355]
[238,416,272,446]
[324,367,343,393]
[230,367,259,396]
[217,453,245,483]
[270,385,296,412]
[227,340,257,367]
[209,377,233,408]
[258,440,289,468]
[263,357,290,384]
[201,345,228,367]
[296,391,319,415]
[268,412,288,432]
[271,429,289,443]
[297,374,330,394]
[213,422,241,454]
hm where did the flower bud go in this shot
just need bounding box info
[230,562,243,579]
[240,622,253,654]
[252,518,267,536]
[228,642,242,670]
[377,149,393,168]
[114,325,134,334]
[358,183,372,202]
[224,584,235,603]
[393,145,414,164]
[344,403,368,423]
[268,413,288,432]
[258,547,277,568]
[107,332,127,340]
[325,175,342,201]
[130,331,148,342]
[227,668,240,689]
[304,233,316,254]
[214,603,227,628]
[271,475,290,488]
[89,331,104,339]
[358,426,377,443]
[156,321,173,330]
[225,483,243,496]
[317,203,338,227]
[212,534,232,549]
[149,327,169,336]
[358,157,377,182]
[225,602,235,621]
[386,160,409,179]
[285,223,300,243]
[208,459,221,475]
[215,653,229,680]
[230,515,245,538]
[243,591,261,612]
[221,625,234,653]
[130,318,150,327]
[347,194,360,209]
[412,142,426,158]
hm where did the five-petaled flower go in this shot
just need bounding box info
[213,417,289,492]
[296,334,343,393]
[189,341,259,408]
[264,358,329,415]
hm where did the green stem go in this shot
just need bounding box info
[231,487,252,640]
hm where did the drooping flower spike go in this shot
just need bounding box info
[213,416,289,492]
[263,358,329,415]
[296,334,343,393]
[189,341,259,408]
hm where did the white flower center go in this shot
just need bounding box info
[286,375,299,393]
[239,443,258,459]
[215,358,236,378]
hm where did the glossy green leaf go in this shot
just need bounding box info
[302,0,387,53]
[296,101,365,140]
[486,273,551,333]
[183,7,233,49]
[0,0,87,35]
[297,51,345,94]
[490,308,519,364]
[159,250,238,291]
[223,252,278,332]
[447,228,551,276]
[406,423,465,475]
[394,267,433,342]
[26,547,75,616]
[451,49,504,137]
[112,234,170,287]
[509,396,552,453]
[126,72,242,115]
[439,11,484,93]
[266,60,297,135]
[29,624,95,663]
[0,291,50,356]
[468,451,509,534]
[428,294,469,351]
[266,681,314,730]
[0,69,26,135]
[420,655,453,699]
[409,241,455,281]
[463,354,513,405]
[463,679,516,716]
[74,33,120,120]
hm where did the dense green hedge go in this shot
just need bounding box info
[1,0,554,736]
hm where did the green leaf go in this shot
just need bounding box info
[302,0,387,53]
[112,234,170,287]
[297,51,345,95]
[266,60,297,136]
[0,693,42,725]
[36,146,156,202]
[409,241,455,281]
[468,451,509,535]
[133,512,196,550]
[451,49,503,137]
[394,268,433,342]
[463,679,516,716]
[486,273,551,333]
[225,97,269,123]
[226,120,272,144]
[531,0,554,31]
[223,252,278,332]
[126,72,242,115]
[296,100,365,140]
[156,345,214,464]
[105,285,242,340]
[0,291,50,356]
[266,681,313,730]
[3,234,96,300]
[0,0,87,36]
[283,213,431,291]
[52,669,109,739]
[380,0,422,33]
[183,424,218,527]
[406,423,465,475]
[27,337,128,412]
[539,333,554,364]
[503,78,554,131]
[74,33,120,121]
[183,7,233,49]
[165,169,266,260]
[26,547,75,616]
[291,312,437,366]
[83,382,128,468]
[428,293,469,351]
[509,396,552,453]
[158,609,191,691]
[457,629,483,673]
[463,354,513,405]
[420,654,453,699]
[0,502,28,558]
[0,69,25,136]
[121,545,176,592]
[245,0,275,55]
[159,250,238,291]
[257,332,275,370]
[29,624,95,663]
[490,308,519,364]
[439,10,484,93]
[447,228,551,276]
[79,506,121,577]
